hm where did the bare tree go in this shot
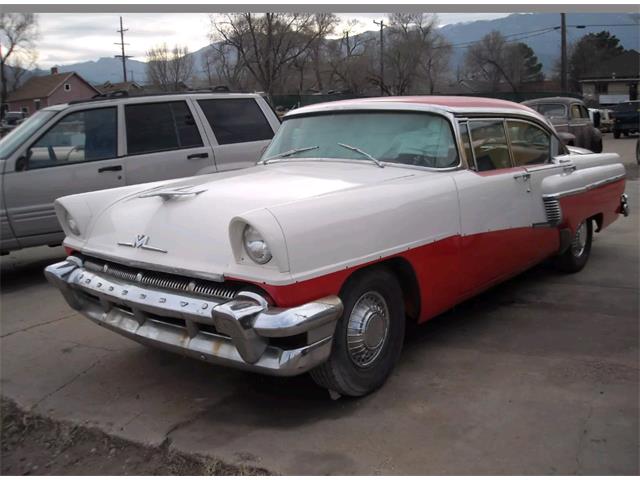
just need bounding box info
[377,13,444,95]
[418,32,452,94]
[0,13,38,120]
[146,44,194,92]
[464,31,545,93]
[211,13,324,97]
[307,13,339,91]
[326,21,374,94]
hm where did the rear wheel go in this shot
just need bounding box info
[554,220,593,273]
[311,268,405,397]
[613,130,621,139]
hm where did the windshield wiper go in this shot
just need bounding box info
[262,145,319,164]
[337,143,384,168]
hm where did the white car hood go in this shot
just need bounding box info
[71,161,417,281]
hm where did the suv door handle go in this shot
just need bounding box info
[98,165,123,173]
[187,152,209,159]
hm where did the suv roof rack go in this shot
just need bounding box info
[68,86,237,105]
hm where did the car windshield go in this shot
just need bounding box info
[261,111,459,169]
[535,104,567,118]
[0,110,57,159]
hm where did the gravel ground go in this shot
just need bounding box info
[0,398,271,475]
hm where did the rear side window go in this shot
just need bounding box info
[506,120,550,166]
[125,101,203,155]
[198,98,273,145]
[467,120,512,171]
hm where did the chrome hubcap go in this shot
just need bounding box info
[571,221,587,257]
[347,291,390,367]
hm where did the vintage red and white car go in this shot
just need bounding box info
[45,96,629,397]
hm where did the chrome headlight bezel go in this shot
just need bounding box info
[63,208,81,236]
[242,224,273,264]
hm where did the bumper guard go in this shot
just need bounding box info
[44,257,343,376]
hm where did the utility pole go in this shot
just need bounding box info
[560,13,567,93]
[115,16,132,83]
[373,19,385,96]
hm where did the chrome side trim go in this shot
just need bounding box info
[542,173,626,200]
[44,259,343,376]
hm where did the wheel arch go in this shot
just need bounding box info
[343,256,421,324]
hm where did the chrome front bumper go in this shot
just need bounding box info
[44,257,343,376]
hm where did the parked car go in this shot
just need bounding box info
[611,100,640,138]
[522,97,603,152]
[0,92,280,253]
[0,111,27,137]
[45,96,628,397]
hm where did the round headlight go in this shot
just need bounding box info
[64,210,81,236]
[242,225,272,264]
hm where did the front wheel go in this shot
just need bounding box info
[554,220,593,273]
[311,268,405,397]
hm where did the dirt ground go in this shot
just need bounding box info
[0,398,270,475]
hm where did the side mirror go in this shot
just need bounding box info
[15,155,28,172]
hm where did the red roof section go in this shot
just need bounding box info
[306,95,537,114]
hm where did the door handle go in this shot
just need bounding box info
[187,152,209,159]
[513,172,531,181]
[98,165,123,173]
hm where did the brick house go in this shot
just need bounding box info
[4,67,100,115]
[580,50,640,106]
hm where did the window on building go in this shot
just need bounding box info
[596,83,608,94]
[125,101,203,155]
[64,83,71,91]
[34,99,41,111]
[27,107,117,169]
[197,98,274,145]
[21,106,29,115]
[467,120,512,171]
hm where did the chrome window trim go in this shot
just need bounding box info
[269,108,464,172]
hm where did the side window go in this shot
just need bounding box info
[27,107,117,169]
[580,105,590,119]
[125,101,203,155]
[467,120,512,172]
[198,98,274,145]
[458,122,475,167]
[570,104,582,120]
[506,120,550,166]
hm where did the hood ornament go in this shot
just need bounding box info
[138,185,206,201]
[118,234,167,253]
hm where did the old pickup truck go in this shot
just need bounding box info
[45,96,628,397]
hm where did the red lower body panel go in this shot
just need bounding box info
[559,179,625,232]
[248,226,560,323]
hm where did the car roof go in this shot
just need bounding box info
[287,95,543,120]
[50,92,263,110]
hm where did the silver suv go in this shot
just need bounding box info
[0,92,280,253]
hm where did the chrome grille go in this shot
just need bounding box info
[543,198,562,226]
[83,257,237,300]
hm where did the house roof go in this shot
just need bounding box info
[7,72,99,102]
[581,49,640,80]
[98,81,144,94]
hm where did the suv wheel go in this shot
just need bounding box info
[311,268,405,397]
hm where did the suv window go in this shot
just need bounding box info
[125,101,203,155]
[198,98,273,145]
[27,107,117,169]
[507,120,550,166]
[467,120,511,171]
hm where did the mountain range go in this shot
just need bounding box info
[33,12,640,85]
